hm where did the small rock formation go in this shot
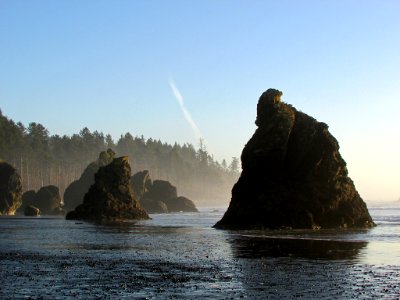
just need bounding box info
[146,180,178,202]
[0,161,22,215]
[131,172,198,214]
[164,196,198,213]
[141,180,179,214]
[24,205,40,216]
[21,190,36,208]
[64,149,115,212]
[140,198,169,214]
[215,88,374,230]
[16,190,36,215]
[36,185,63,214]
[131,170,152,199]
[66,156,149,222]
[17,186,64,215]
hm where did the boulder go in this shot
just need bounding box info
[63,149,115,212]
[215,88,374,230]
[140,198,169,214]
[24,205,40,216]
[66,156,149,222]
[35,185,62,214]
[131,170,152,199]
[133,176,198,214]
[0,161,22,215]
[146,180,178,202]
[164,196,199,213]
[16,190,36,214]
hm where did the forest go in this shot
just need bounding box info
[0,109,240,205]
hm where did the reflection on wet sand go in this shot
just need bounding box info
[1,211,399,298]
[225,235,400,298]
[228,235,368,260]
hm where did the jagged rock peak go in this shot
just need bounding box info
[215,88,374,230]
[63,148,116,212]
[66,156,149,222]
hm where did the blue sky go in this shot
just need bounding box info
[1,1,399,202]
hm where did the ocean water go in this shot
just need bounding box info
[0,204,399,299]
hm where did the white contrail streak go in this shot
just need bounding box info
[169,79,203,141]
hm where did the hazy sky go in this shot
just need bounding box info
[1,1,399,202]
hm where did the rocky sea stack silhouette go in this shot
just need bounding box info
[66,156,149,222]
[63,149,116,212]
[215,89,374,230]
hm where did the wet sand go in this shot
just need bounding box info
[1,211,399,299]
[1,240,399,299]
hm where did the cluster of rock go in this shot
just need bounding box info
[215,88,374,230]
[2,146,196,221]
[131,170,198,214]
[0,161,22,215]
[66,156,149,222]
[63,149,198,220]
[17,185,64,216]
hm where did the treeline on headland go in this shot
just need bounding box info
[0,109,240,205]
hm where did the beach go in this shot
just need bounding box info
[1,206,399,299]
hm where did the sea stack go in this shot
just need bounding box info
[131,170,199,214]
[63,149,116,212]
[66,156,149,222]
[215,89,374,229]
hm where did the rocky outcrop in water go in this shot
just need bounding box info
[24,205,40,216]
[36,185,63,214]
[0,161,22,215]
[215,88,374,230]
[17,186,64,215]
[131,171,198,214]
[164,196,198,213]
[66,156,149,222]
[131,170,152,200]
[63,149,115,212]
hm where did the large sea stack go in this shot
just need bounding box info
[0,161,22,215]
[215,89,374,229]
[63,149,115,212]
[66,156,149,222]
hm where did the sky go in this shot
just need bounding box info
[0,0,399,202]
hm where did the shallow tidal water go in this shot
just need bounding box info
[1,205,399,299]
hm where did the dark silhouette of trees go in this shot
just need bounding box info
[0,110,239,205]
